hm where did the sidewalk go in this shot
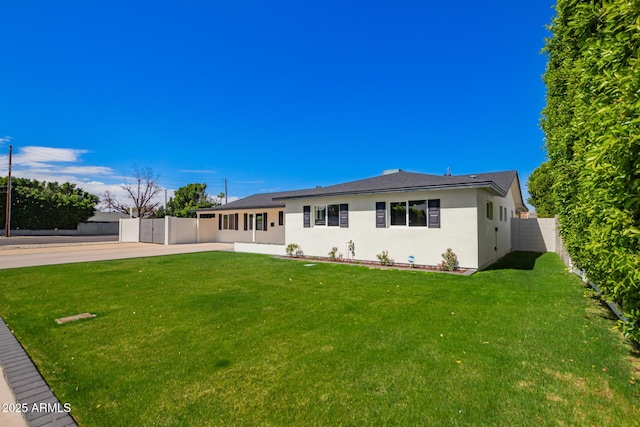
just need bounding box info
[0,241,234,426]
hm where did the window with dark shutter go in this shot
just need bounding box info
[409,200,427,227]
[428,199,440,228]
[244,213,248,231]
[234,213,239,230]
[263,212,268,231]
[303,206,311,228]
[218,213,222,230]
[376,202,386,228]
[339,204,348,228]
[390,202,407,226]
[278,211,284,226]
[327,205,340,226]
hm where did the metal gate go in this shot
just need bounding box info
[140,219,165,244]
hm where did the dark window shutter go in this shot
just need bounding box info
[376,202,386,228]
[244,213,248,231]
[234,213,239,230]
[303,206,311,228]
[279,211,284,226]
[218,213,222,230]
[340,204,349,228]
[263,212,268,231]
[428,199,440,228]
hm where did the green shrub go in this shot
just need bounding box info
[286,243,301,257]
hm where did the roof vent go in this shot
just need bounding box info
[444,167,452,176]
[382,169,402,175]
[470,175,478,179]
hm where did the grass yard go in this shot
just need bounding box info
[0,251,638,426]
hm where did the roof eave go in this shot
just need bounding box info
[273,181,506,201]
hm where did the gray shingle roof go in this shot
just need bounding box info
[196,190,289,212]
[197,170,528,213]
[273,170,519,200]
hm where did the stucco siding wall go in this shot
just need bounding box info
[198,218,217,243]
[285,190,480,268]
[476,186,516,270]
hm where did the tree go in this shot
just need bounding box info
[526,162,556,218]
[161,183,214,218]
[0,177,98,229]
[102,167,162,218]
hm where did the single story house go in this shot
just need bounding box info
[196,169,527,270]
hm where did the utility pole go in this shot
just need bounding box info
[224,178,228,204]
[4,145,12,237]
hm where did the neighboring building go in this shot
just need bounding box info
[196,169,527,270]
[86,211,130,223]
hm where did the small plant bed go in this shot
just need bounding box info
[279,255,473,274]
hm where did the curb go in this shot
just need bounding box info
[0,318,76,427]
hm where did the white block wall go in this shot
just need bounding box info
[511,217,557,252]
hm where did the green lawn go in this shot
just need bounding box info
[0,252,638,426]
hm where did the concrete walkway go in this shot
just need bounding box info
[0,241,234,426]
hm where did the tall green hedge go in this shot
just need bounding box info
[541,0,640,340]
[0,177,99,230]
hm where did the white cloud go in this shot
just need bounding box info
[15,146,88,165]
[0,145,123,206]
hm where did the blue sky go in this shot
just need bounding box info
[0,1,555,207]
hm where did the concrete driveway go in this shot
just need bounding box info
[0,235,118,246]
[0,242,234,269]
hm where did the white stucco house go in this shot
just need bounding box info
[195,169,528,270]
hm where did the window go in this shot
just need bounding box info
[409,200,427,227]
[307,204,349,227]
[376,202,386,228]
[314,206,326,226]
[256,214,263,231]
[428,199,440,228]
[222,213,238,230]
[278,211,284,226]
[487,201,494,220]
[327,205,340,226]
[249,214,253,230]
[390,202,407,226]
[303,206,311,228]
